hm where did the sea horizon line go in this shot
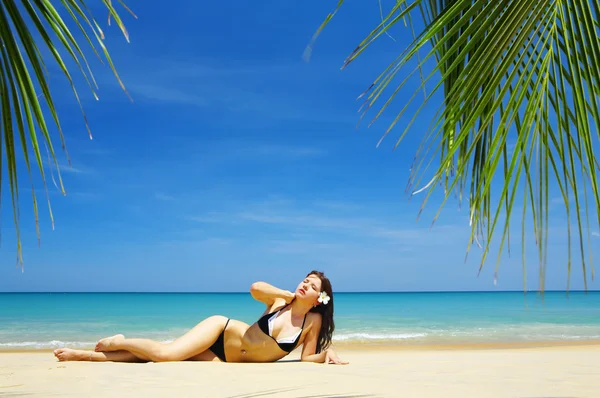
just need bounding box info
[1,290,598,294]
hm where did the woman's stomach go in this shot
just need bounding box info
[225,321,287,363]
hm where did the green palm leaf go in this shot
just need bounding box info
[0,0,134,265]
[309,0,600,291]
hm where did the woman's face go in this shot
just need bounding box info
[295,274,323,305]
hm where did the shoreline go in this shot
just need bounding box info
[2,338,599,354]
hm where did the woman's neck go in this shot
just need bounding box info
[289,298,313,318]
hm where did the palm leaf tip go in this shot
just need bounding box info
[0,0,134,266]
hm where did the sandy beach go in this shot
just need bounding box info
[1,343,599,397]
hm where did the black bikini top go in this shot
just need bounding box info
[257,304,307,353]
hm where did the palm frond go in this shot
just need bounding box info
[0,0,134,265]
[310,0,600,291]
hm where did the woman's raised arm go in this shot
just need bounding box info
[249,281,295,306]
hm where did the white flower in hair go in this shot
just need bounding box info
[318,291,330,305]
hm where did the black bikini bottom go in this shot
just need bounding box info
[208,318,230,362]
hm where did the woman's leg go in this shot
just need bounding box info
[95,315,228,362]
[54,348,146,362]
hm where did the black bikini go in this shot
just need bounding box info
[257,304,307,353]
[208,318,230,362]
[208,304,306,362]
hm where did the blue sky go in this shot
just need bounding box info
[1,0,598,292]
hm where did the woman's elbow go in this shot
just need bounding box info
[250,282,267,299]
[250,282,263,294]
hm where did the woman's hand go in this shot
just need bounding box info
[325,348,349,365]
[250,282,296,306]
[283,290,296,304]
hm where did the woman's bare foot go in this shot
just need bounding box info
[95,334,124,352]
[54,348,90,362]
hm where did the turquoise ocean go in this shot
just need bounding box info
[1,292,600,350]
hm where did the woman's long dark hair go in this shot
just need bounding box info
[307,270,334,353]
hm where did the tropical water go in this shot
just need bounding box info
[1,292,600,350]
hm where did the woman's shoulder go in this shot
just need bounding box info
[305,311,322,326]
[269,298,288,311]
[259,298,288,317]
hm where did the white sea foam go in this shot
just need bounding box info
[0,339,176,349]
[333,332,427,342]
[0,341,95,349]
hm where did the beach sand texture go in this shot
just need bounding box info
[1,344,599,397]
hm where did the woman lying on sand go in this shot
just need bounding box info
[53,270,348,365]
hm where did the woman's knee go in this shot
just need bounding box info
[152,346,181,362]
[205,315,228,325]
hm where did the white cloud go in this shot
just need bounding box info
[312,200,360,211]
[266,240,343,254]
[186,213,226,223]
[231,211,465,246]
[129,84,209,107]
[198,238,231,246]
[593,231,600,238]
[239,212,352,230]
[56,164,89,174]
[158,237,232,249]
[200,141,327,159]
[43,159,92,175]
[155,192,176,201]
[122,59,353,125]
[238,144,326,158]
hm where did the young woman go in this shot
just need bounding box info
[53,270,348,365]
